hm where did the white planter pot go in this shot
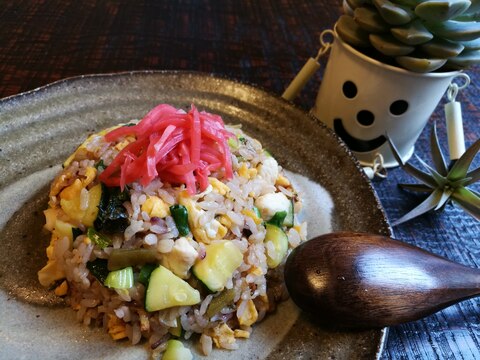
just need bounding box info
[311,31,461,168]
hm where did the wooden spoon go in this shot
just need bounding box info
[284,232,480,329]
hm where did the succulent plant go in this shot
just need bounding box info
[338,0,480,72]
[389,123,480,225]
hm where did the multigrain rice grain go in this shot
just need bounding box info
[38,106,307,356]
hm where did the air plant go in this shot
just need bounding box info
[338,0,480,72]
[389,123,480,225]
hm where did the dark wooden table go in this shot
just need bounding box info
[1,1,479,359]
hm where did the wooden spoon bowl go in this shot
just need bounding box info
[284,232,480,329]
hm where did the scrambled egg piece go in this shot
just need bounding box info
[179,193,227,244]
[237,299,258,327]
[207,323,236,349]
[241,209,262,225]
[141,195,170,218]
[161,237,198,279]
[258,157,278,184]
[59,167,101,227]
[208,177,230,195]
[254,192,290,221]
[107,314,128,340]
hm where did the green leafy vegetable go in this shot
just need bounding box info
[94,184,130,233]
[72,227,83,240]
[86,259,109,284]
[138,263,157,285]
[87,227,112,249]
[267,211,287,227]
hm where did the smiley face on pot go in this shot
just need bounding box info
[331,80,409,153]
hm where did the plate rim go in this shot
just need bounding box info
[0,70,391,359]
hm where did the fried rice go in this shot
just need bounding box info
[38,103,307,358]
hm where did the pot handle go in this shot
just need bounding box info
[281,30,334,101]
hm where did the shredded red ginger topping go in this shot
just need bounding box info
[98,104,234,194]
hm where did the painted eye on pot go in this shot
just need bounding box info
[390,100,409,116]
[342,81,357,99]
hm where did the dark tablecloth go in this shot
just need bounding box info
[1,1,479,359]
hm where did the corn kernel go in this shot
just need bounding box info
[218,215,232,228]
[238,163,249,178]
[241,209,262,225]
[209,177,230,195]
[275,174,290,187]
[248,168,258,179]
[54,280,68,296]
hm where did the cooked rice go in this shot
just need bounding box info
[38,109,307,356]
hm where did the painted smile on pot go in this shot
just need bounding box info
[333,118,386,153]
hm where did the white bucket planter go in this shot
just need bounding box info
[311,31,462,168]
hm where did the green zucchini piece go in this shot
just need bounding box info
[267,211,287,228]
[192,241,243,292]
[145,266,200,312]
[104,267,134,289]
[265,224,289,269]
[283,200,294,227]
[107,248,158,271]
[162,340,193,360]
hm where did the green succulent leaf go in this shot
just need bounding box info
[421,37,466,58]
[355,6,390,33]
[460,37,480,50]
[448,139,480,181]
[465,167,480,185]
[430,122,448,176]
[337,15,372,47]
[391,19,434,45]
[370,33,416,55]
[373,0,416,25]
[395,56,448,72]
[425,20,480,41]
[415,0,471,22]
[393,188,444,225]
[447,49,480,68]
[346,0,374,10]
[435,188,454,210]
[414,154,448,186]
[399,183,436,192]
[388,137,438,187]
[451,186,480,219]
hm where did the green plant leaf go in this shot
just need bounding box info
[430,122,448,175]
[391,19,434,45]
[465,167,480,185]
[388,137,438,187]
[448,139,480,181]
[395,56,448,72]
[415,0,471,22]
[421,37,465,58]
[370,33,415,56]
[393,188,444,226]
[399,183,435,192]
[426,20,480,42]
[354,6,390,33]
[434,189,453,210]
[447,49,480,68]
[373,0,416,25]
[414,154,448,187]
[337,15,372,47]
[451,186,480,220]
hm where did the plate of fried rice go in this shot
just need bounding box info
[0,71,390,360]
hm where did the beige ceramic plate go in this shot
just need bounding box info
[0,71,390,359]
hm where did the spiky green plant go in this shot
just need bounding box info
[389,123,480,225]
[338,0,480,72]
